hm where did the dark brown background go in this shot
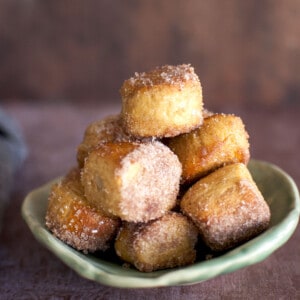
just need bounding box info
[1,0,300,107]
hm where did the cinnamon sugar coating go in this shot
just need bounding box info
[81,141,182,222]
[115,212,198,272]
[181,163,271,252]
[120,64,203,138]
[77,114,151,168]
[166,113,250,184]
[45,168,121,253]
[121,64,200,98]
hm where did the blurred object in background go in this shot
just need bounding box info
[0,0,299,107]
[0,108,27,231]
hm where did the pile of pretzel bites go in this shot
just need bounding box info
[46,64,270,272]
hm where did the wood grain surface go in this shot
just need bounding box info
[0,102,299,299]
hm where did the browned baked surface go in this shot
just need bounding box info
[120,64,203,138]
[81,141,182,222]
[181,163,271,252]
[45,168,121,253]
[166,113,250,184]
[76,114,152,168]
[77,115,127,167]
[115,212,198,272]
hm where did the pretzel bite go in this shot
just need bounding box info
[77,114,132,168]
[120,64,203,138]
[166,113,250,184]
[45,168,121,253]
[115,212,198,272]
[181,163,271,252]
[81,141,182,222]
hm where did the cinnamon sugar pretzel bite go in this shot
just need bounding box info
[115,212,198,272]
[45,168,121,253]
[81,141,182,222]
[77,114,138,168]
[166,113,250,184]
[181,163,271,252]
[120,64,203,138]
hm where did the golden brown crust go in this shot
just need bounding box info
[166,113,250,184]
[180,163,271,252]
[115,212,198,272]
[81,141,182,222]
[77,115,123,167]
[45,168,121,253]
[76,114,152,168]
[120,64,203,138]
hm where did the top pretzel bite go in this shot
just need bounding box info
[120,64,203,138]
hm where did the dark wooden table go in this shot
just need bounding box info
[1,102,299,299]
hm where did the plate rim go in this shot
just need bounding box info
[21,159,300,288]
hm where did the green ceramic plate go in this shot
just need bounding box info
[21,160,300,288]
